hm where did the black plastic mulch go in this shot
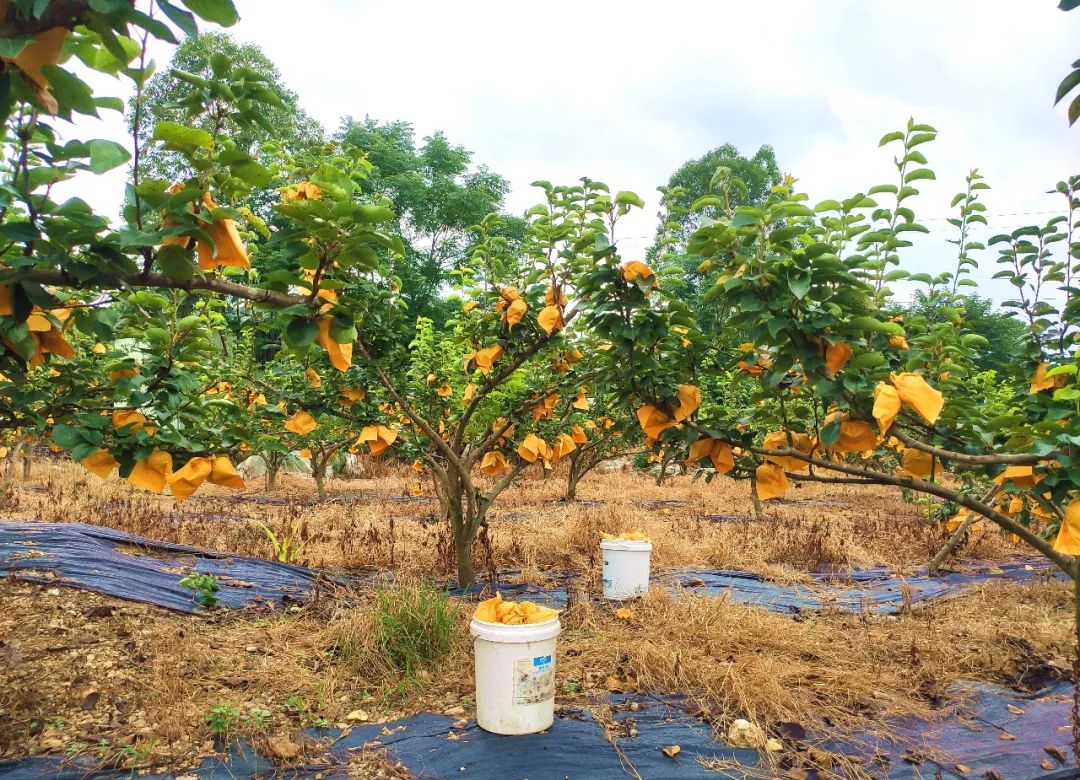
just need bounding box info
[0,521,326,613]
[0,521,1060,618]
[0,685,1074,779]
[655,557,1059,615]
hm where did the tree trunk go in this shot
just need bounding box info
[929,486,999,575]
[749,469,764,520]
[313,470,326,502]
[454,521,475,587]
[266,463,278,491]
[929,513,978,574]
[1,439,26,503]
[21,449,31,480]
[446,495,478,587]
[565,456,580,502]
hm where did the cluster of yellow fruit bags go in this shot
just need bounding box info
[474,592,559,625]
[600,531,651,542]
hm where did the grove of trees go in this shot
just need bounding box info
[0,0,1076,640]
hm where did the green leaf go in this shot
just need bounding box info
[88,139,131,174]
[180,0,239,26]
[820,417,842,448]
[355,204,395,223]
[40,65,98,116]
[0,36,31,59]
[848,352,885,370]
[90,0,132,10]
[1046,364,1078,377]
[907,132,937,147]
[229,160,272,186]
[904,168,936,183]
[848,316,904,336]
[878,131,904,146]
[0,222,40,242]
[158,1,199,37]
[153,121,214,151]
[311,163,355,197]
[155,244,197,282]
[285,318,318,348]
[787,270,811,300]
[615,191,646,209]
[52,424,83,450]
[1055,67,1080,104]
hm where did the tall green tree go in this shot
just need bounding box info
[131,31,323,201]
[648,144,783,335]
[652,143,782,249]
[337,117,518,326]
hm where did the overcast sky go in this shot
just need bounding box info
[74,0,1079,304]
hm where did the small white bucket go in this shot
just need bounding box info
[470,615,561,735]
[601,539,653,600]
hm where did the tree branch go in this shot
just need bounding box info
[755,445,1075,576]
[453,307,581,448]
[356,342,468,476]
[890,429,1055,466]
[13,269,309,309]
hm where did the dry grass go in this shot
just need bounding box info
[3,458,1020,580]
[0,458,1069,774]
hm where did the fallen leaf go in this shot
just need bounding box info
[1045,745,1067,763]
[955,764,971,774]
[83,606,116,618]
[1005,704,1024,715]
[661,745,681,759]
[1041,759,1056,771]
[614,607,636,620]
[266,735,301,760]
[346,709,370,722]
[998,732,1016,741]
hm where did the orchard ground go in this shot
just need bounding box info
[0,458,1072,777]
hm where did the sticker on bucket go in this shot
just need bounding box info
[513,654,554,705]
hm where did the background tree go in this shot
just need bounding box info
[895,292,1027,372]
[648,144,783,336]
[650,144,782,251]
[131,31,324,202]
[337,118,520,327]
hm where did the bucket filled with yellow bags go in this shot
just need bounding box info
[470,593,560,735]
[600,531,652,600]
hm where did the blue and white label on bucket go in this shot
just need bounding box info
[513,654,554,705]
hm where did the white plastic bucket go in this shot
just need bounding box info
[470,615,561,735]
[601,539,652,600]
